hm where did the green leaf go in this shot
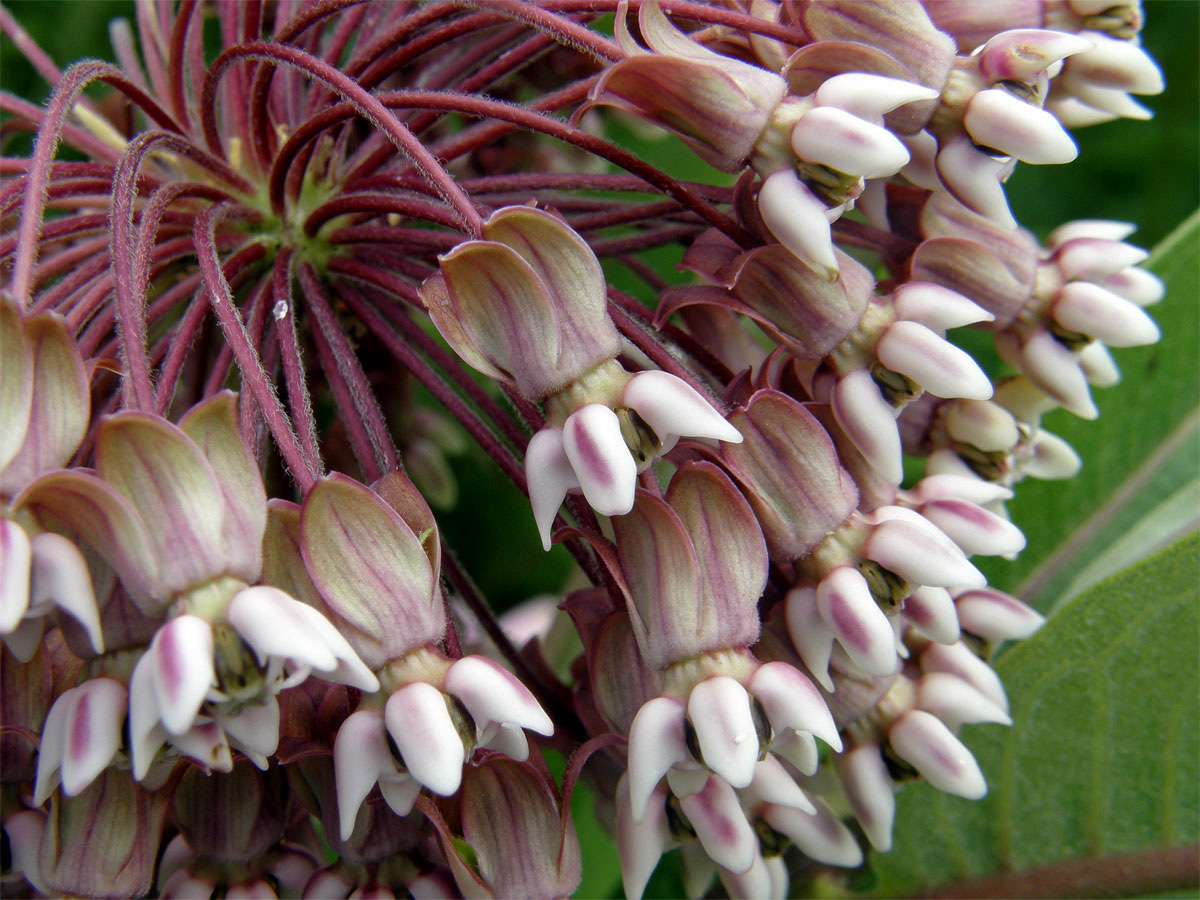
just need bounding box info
[869,533,1200,898]
[980,210,1200,610]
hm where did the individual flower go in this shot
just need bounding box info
[283,472,554,839]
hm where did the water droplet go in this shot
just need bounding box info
[272,300,289,321]
[733,732,747,745]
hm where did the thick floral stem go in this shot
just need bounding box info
[538,0,812,46]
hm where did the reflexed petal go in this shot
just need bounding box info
[385,682,465,796]
[1024,429,1082,480]
[976,29,1093,83]
[758,169,839,279]
[34,686,70,805]
[627,696,690,822]
[817,567,898,677]
[679,776,756,873]
[814,73,939,120]
[784,587,835,692]
[1012,328,1098,419]
[762,798,863,867]
[832,368,902,485]
[687,677,759,789]
[477,722,529,761]
[934,137,1016,228]
[169,721,234,774]
[1078,340,1121,387]
[749,661,841,751]
[876,321,993,400]
[836,744,895,851]
[333,709,393,841]
[59,678,126,797]
[444,654,553,736]
[718,845,785,900]
[1054,238,1148,281]
[622,371,741,444]
[525,426,579,550]
[913,473,1013,506]
[562,404,637,517]
[920,499,1027,557]
[921,641,1009,713]
[127,653,166,781]
[220,698,280,761]
[955,587,1046,641]
[917,672,1012,728]
[964,89,1078,164]
[790,107,910,178]
[892,282,993,330]
[1066,34,1164,94]
[903,586,961,645]
[772,729,819,776]
[747,754,815,813]
[29,532,104,653]
[378,776,423,819]
[2,615,42,662]
[150,616,215,736]
[888,709,987,798]
[0,517,32,633]
[867,518,987,588]
[1053,282,1160,347]
[616,777,671,900]
[1103,266,1165,306]
[1046,219,1137,247]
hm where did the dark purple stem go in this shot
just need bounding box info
[271,250,324,478]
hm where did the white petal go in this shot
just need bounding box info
[920,641,1009,713]
[562,404,638,517]
[762,798,863,868]
[758,169,839,279]
[34,686,70,805]
[679,776,757,874]
[784,587,835,692]
[687,677,759,790]
[151,616,215,736]
[893,282,993,331]
[921,498,1027,557]
[718,845,784,900]
[1078,340,1121,387]
[29,532,104,654]
[616,777,671,900]
[817,566,898,677]
[333,709,393,841]
[59,678,126,797]
[1053,282,1160,347]
[791,107,910,178]
[917,671,1012,728]
[1103,266,1164,306]
[622,371,741,444]
[1054,238,1148,281]
[0,517,32,633]
[836,744,895,851]
[814,73,939,120]
[384,682,465,797]
[888,709,987,798]
[913,474,1013,506]
[168,720,234,774]
[627,695,690,822]
[749,661,841,751]
[877,321,993,400]
[378,775,423,819]
[955,587,1045,641]
[227,587,329,672]
[220,698,280,760]
[477,722,529,761]
[771,729,819,776]
[965,89,1077,164]
[524,427,578,551]
[1016,329,1098,419]
[934,138,1016,228]
[2,616,42,662]
[444,654,553,737]
[832,368,902,485]
[128,653,167,781]
[1023,429,1082,480]
[747,754,815,813]
[867,518,987,589]
[1046,219,1136,247]
[903,585,962,645]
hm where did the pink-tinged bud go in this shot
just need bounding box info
[919,498,1027,557]
[888,709,987,798]
[723,391,859,561]
[955,587,1046,641]
[0,304,89,496]
[300,472,444,668]
[439,757,581,900]
[836,743,896,851]
[39,767,170,898]
[613,462,766,668]
[420,206,619,402]
[587,0,788,172]
[761,797,863,867]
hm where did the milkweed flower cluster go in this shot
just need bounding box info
[0,0,1166,897]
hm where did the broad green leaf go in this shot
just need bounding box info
[980,210,1200,610]
[869,533,1199,898]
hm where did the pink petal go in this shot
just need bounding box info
[622,370,741,445]
[687,677,759,789]
[888,709,987,798]
[1103,266,1164,306]
[921,499,1027,557]
[333,709,394,841]
[817,567,898,677]
[903,586,961,645]
[836,744,895,851]
[625,696,690,822]
[762,798,863,867]
[757,169,839,279]
[921,641,1010,714]
[562,404,637,517]
[385,682,465,797]
[0,517,31,633]
[151,616,215,736]
[1004,328,1098,419]
[867,518,987,588]
[784,587,835,692]
[679,776,757,874]
[790,107,909,178]
[29,532,104,654]
[955,587,1046,641]
[876,321,993,400]
[832,368,902,485]
[913,474,1013,506]
[524,426,578,551]
[59,678,126,797]
[444,654,553,737]
[977,29,1094,83]
[749,661,841,751]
